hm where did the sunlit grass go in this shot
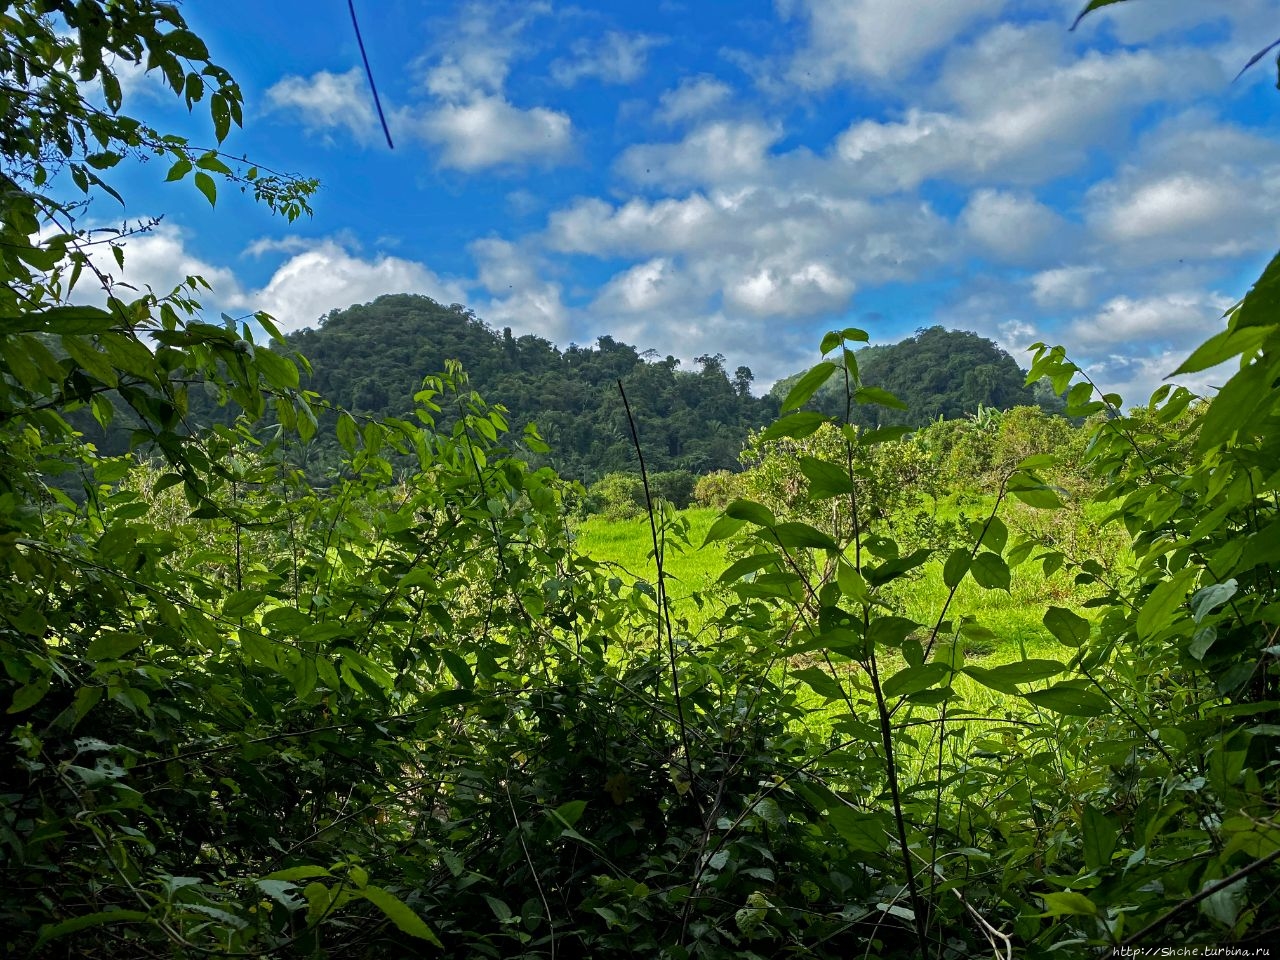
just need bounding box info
[573,501,1132,780]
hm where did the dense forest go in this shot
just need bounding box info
[268,298,1055,483]
[4,3,1280,959]
[287,295,771,480]
[768,325,1062,425]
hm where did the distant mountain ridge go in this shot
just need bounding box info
[285,294,775,482]
[768,326,1056,425]
[278,299,1056,482]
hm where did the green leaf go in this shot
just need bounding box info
[717,553,776,584]
[165,158,192,182]
[550,800,588,829]
[966,659,1065,691]
[702,515,747,545]
[359,886,443,947]
[7,677,50,714]
[1136,568,1197,641]
[837,562,868,603]
[1196,360,1273,453]
[970,552,1010,591]
[1041,891,1097,917]
[337,411,360,454]
[1023,684,1110,717]
[882,662,950,698]
[765,521,840,553]
[85,632,144,660]
[798,456,853,498]
[854,386,907,410]
[1082,805,1117,870]
[61,334,118,386]
[193,171,217,206]
[256,879,305,911]
[1191,579,1237,623]
[866,616,919,649]
[1044,607,1090,647]
[793,667,847,701]
[1172,325,1268,375]
[827,807,891,853]
[980,517,1008,554]
[943,549,970,589]
[725,499,775,527]
[760,411,827,442]
[224,590,266,619]
[783,361,837,412]
[865,548,931,586]
[1008,477,1063,509]
[36,910,149,947]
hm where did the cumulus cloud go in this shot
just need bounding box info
[835,25,1223,190]
[592,258,695,315]
[1084,117,1280,264]
[88,224,244,303]
[1065,290,1234,354]
[265,68,378,143]
[777,0,1006,86]
[470,237,570,341]
[261,2,572,171]
[1029,266,1102,310]
[616,121,782,189]
[655,75,733,125]
[414,96,572,170]
[960,189,1072,265]
[226,240,467,331]
[550,30,664,86]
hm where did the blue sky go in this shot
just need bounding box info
[95,0,1280,400]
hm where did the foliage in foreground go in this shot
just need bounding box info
[3,1,1280,957]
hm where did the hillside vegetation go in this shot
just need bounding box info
[3,3,1279,959]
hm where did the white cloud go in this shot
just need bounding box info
[960,189,1071,264]
[414,95,572,170]
[778,0,1007,86]
[551,31,664,86]
[592,258,693,314]
[1066,290,1234,354]
[402,3,575,170]
[834,26,1223,190]
[91,224,244,303]
[265,68,378,143]
[470,237,570,341]
[230,240,468,332]
[1029,266,1102,310]
[262,2,572,171]
[617,121,781,189]
[1084,117,1280,263]
[655,75,733,125]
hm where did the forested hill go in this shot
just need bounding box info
[286,294,776,481]
[275,299,1060,483]
[768,326,1054,426]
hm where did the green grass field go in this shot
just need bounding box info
[572,503,1126,757]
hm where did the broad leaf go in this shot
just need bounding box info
[783,361,837,412]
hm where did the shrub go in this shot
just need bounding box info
[584,471,646,519]
[649,470,696,509]
[693,469,743,508]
